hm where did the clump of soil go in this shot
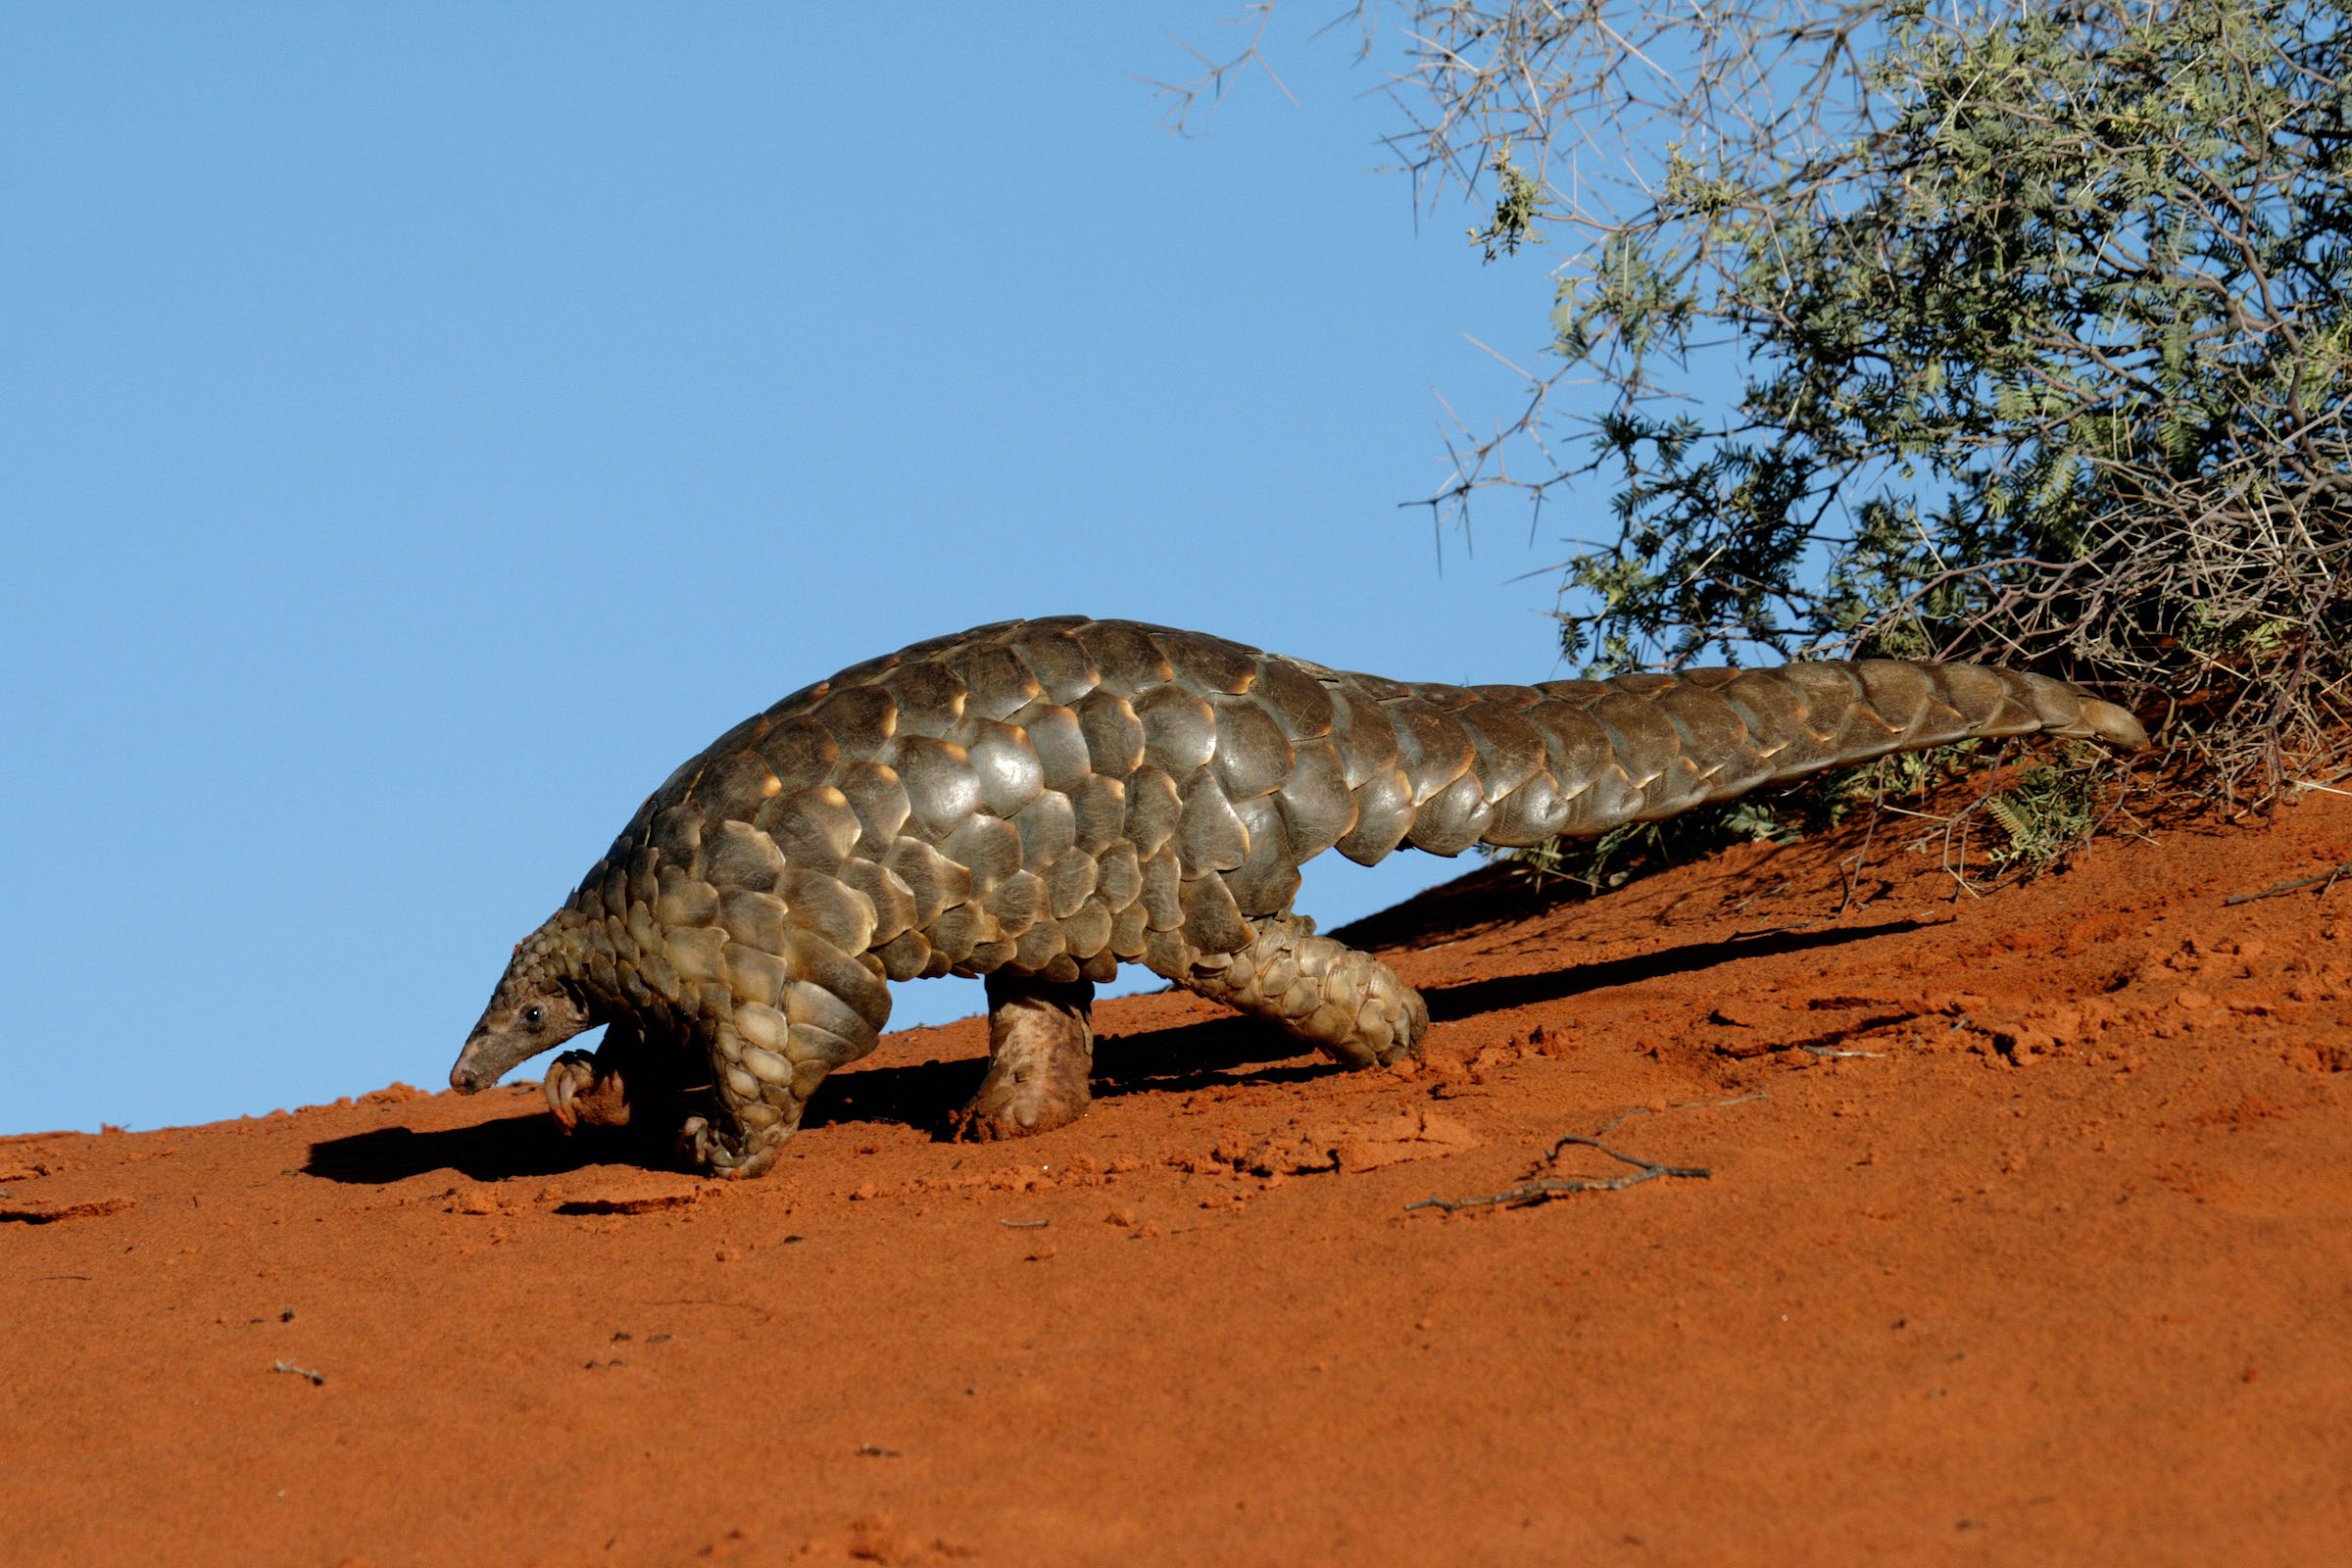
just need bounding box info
[6,787,2350,1565]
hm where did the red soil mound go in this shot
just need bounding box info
[7,787,2351,1566]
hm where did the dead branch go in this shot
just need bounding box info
[1835,762,1887,915]
[1405,1134,1710,1211]
[1404,1097,1758,1212]
[2224,858,2352,906]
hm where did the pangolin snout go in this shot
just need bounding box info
[449,1033,498,1093]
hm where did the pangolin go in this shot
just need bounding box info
[450,616,2146,1175]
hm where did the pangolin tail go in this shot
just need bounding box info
[1361,659,2148,856]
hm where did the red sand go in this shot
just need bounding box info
[7,785,2351,1566]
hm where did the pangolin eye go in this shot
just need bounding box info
[522,1005,545,1027]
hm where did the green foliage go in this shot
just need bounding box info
[1166,0,2348,868]
[1986,745,2110,868]
[1496,808,1788,894]
[1469,149,1545,261]
[1228,0,2352,801]
[1542,0,2349,798]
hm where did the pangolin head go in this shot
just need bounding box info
[449,913,597,1093]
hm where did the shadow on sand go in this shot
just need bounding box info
[1418,916,1933,1022]
[307,916,1927,1180]
[301,1101,688,1186]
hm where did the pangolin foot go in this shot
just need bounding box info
[544,1050,633,1131]
[950,1056,1093,1142]
[1174,911,1431,1070]
[952,974,1096,1141]
[678,1115,785,1180]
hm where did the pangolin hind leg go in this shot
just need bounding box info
[951,973,1099,1142]
[1171,909,1429,1068]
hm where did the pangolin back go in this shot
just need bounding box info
[567,616,2142,987]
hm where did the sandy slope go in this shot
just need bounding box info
[6,784,2351,1567]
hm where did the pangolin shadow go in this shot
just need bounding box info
[1418,915,1935,1023]
[803,1013,1329,1134]
[307,917,1929,1180]
[807,916,1935,1129]
[303,1104,697,1186]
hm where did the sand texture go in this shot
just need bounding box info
[7,788,2352,1566]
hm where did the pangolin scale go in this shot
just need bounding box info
[451,615,2146,1175]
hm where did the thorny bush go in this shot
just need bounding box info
[1163,0,2352,876]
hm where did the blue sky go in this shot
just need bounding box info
[2,6,1588,1135]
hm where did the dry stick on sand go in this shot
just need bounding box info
[1835,760,1892,916]
[1402,1137,1711,1212]
[2225,859,2352,906]
[1405,1099,1760,1213]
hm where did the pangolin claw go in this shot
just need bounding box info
[544,1050,630,1132]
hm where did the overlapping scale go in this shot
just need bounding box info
[551,614,2141,1175]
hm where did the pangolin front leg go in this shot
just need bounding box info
[544,1022,694,1141]
[1170,910,1429,1069]
[952,973,1098,1142]
[544,1051,632,1130]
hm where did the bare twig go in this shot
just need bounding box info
[1140,2,1304,135]
[270,1360,324,1386]
[2224,858,2352,905]
[1836,760,1890,914]
[1406,1098,1755,1212]
[1405,1135,1710,1211]
[1731,920,1816,939]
